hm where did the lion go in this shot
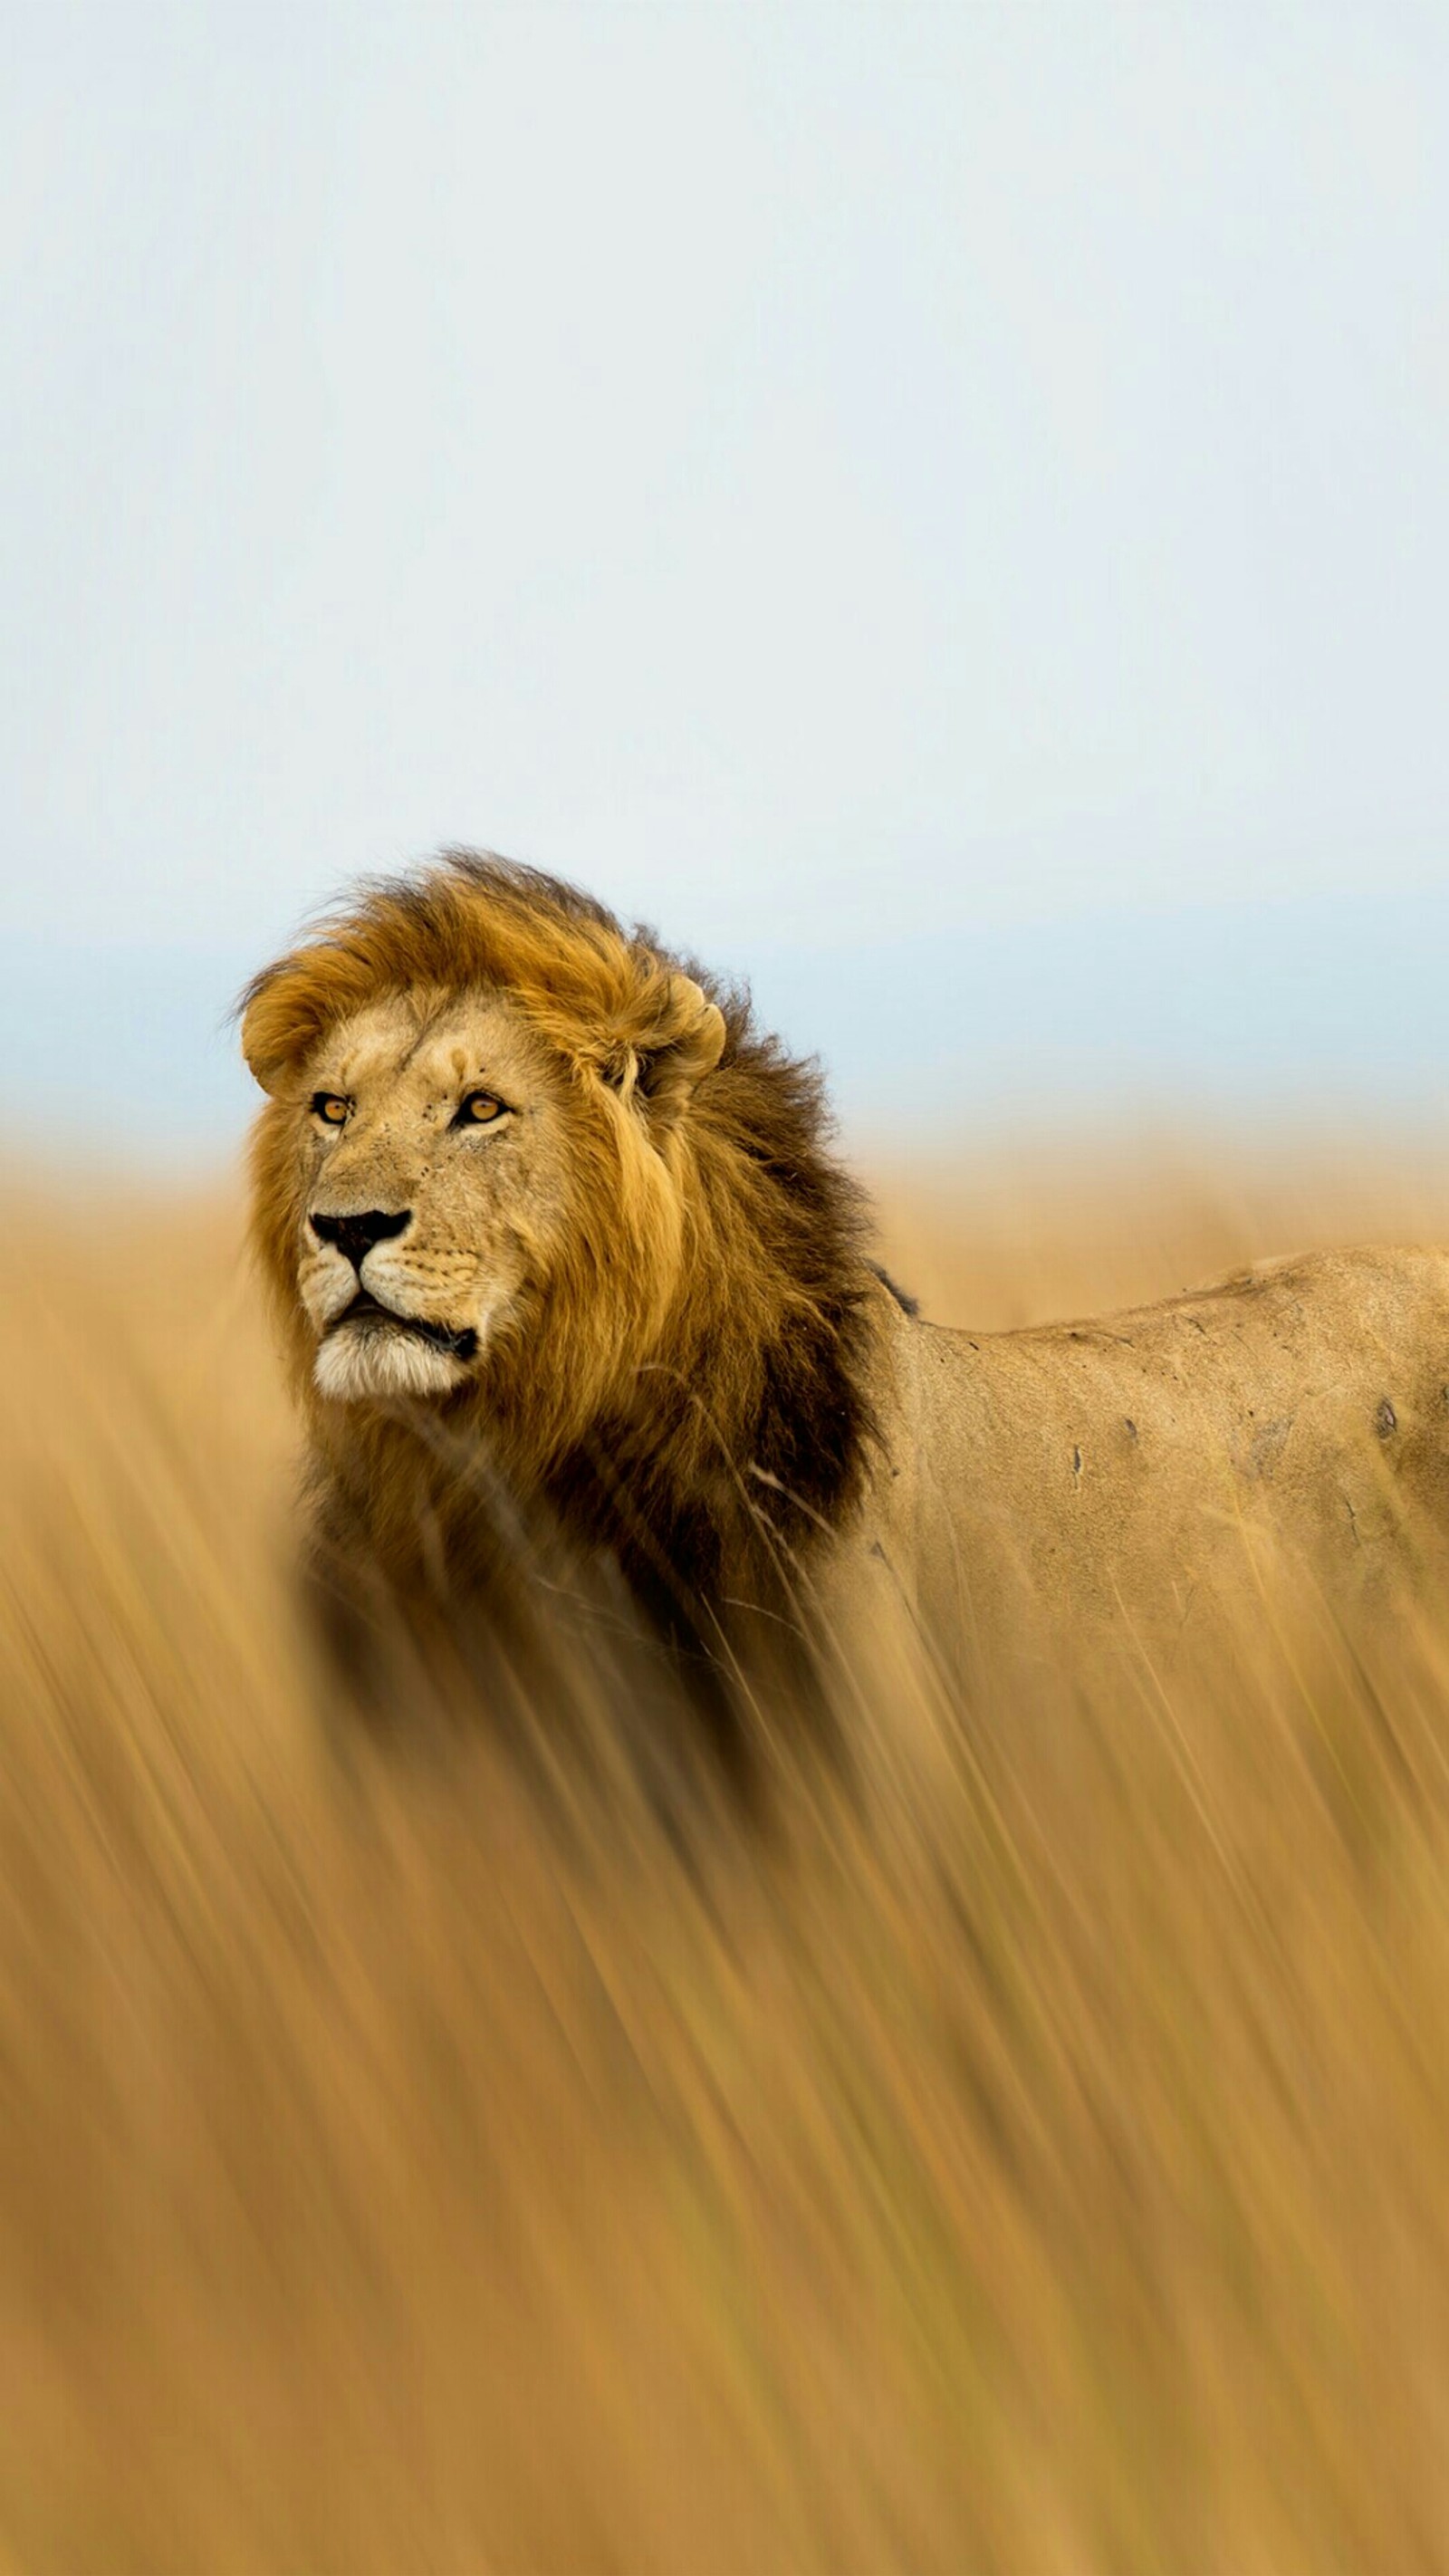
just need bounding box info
[242,852,1449,1692]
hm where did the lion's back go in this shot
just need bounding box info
[867,1245,1449,1648]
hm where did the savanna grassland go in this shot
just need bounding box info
[5,1139,1449,2573]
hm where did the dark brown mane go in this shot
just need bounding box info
[552,934,881,1623]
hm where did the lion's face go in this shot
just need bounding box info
[287,990,580,1405]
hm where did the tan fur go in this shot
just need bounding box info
[244,855,1449,1679]
[844,1245,1449,1675]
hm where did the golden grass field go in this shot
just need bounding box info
[5,1134,1449,2572]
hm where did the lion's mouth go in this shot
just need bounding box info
[328,1290,479,1363]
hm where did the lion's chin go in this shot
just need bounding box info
[314,1317,471,1404]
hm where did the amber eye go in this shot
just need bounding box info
[311,1092,350,1126]
[456,1089,506,1126]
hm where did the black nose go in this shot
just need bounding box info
[310,1208,412,1271]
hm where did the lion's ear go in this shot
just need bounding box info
[641,976,727,1119]
[239,963,321,1097]
[606,972,726,1125]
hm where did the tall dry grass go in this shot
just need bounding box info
[4,1138,1449,2572]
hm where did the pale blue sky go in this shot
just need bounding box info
[4,1,1448,1158]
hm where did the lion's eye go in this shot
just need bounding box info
[455,1089,507,1127]
[311,1092,350,1126]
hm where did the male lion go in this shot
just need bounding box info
[243,854,1449,1690]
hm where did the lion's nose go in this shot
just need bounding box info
[310,1208,412,1271]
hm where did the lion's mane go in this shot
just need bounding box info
[244,854,878,1625]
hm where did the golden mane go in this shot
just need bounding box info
[242,855,879,1638]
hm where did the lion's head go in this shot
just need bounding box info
[243,859,727,1435]
[242,855,876,1610]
